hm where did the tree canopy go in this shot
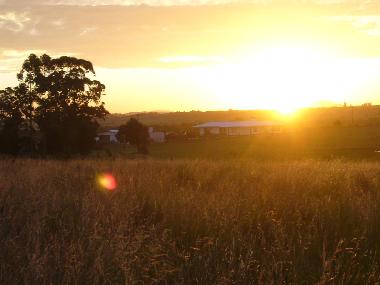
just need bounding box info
[118,118,149,154]
[0,54,109,156]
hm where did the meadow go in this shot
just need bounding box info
[98,125,380,161]
[2,158,380,284]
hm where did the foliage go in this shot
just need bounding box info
[118,118,149,154]
[0,88,23,154]
[0,54,108,155]
[1,159,380,283]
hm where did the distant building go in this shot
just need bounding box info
[193,121,282,136]
[96,128,166,144]
[96,129,119,143]
[149,127,166,143]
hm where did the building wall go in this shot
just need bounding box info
[109,134,118,143]
[97,133,118,143]
[199,127,220,136]
[209,127,220,135]
[150,132,165,143]
[97,135,111,143]
[227,127,251,136]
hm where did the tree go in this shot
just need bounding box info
[118,118,149,154]
[0,53,109,155]
[0,87,23,154]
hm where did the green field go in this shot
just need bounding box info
[2,159,380,283]
[97,126,380,161]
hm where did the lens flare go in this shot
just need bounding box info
[98,173,117,191]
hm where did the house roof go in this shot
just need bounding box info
[193,120,281,128]
[98,130,119,136]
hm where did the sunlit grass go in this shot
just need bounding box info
[1,159,380,283]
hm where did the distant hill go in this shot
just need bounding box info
[98,110,278,130]
[98,106,380,130]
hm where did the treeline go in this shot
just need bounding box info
[0,54,108,156]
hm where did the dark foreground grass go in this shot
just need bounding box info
[1,159,380,284]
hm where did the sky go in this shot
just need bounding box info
[1,0,380,113]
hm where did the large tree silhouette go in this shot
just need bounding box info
[0,54,109,155]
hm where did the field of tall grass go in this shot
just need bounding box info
[1,159,380,284]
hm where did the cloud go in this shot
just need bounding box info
[0,0,249,6]
[79,26,97,36]
[0,5,258,68]
[0,0,257,6]
[0,0,379,70]
[0,12,30,32]
[159,55,224,64]
[0,0,372,7]
[1,49,46,58]
[331,15,380,36]
[0,49,45,73]
[44,0,247,6]
[51,19,65,27]
[0,49,78,74]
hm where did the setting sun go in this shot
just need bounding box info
[3,2,380,112]
[190,42,378,113]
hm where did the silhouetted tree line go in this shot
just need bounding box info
[0,54,109,156]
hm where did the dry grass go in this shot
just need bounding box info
[1,159,380,284]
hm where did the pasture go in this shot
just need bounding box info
[98,126,380,161]
[1,159,380,283]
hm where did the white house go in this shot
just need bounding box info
[193,121,282,136]
[96,128,166,144]
[96,129,119,143]
[149,127,166,143]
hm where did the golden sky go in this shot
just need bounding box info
[1,0,380,113]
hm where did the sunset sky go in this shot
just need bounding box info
[1,0,380,113]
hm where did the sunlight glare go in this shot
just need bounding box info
[195,43,375,112]
[277,104,299,115]
[98,173,117,191]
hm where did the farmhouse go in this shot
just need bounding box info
[149,127,166,143]
[193,120,282,136]
[96,130,119,143]
[96,127,166,144]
